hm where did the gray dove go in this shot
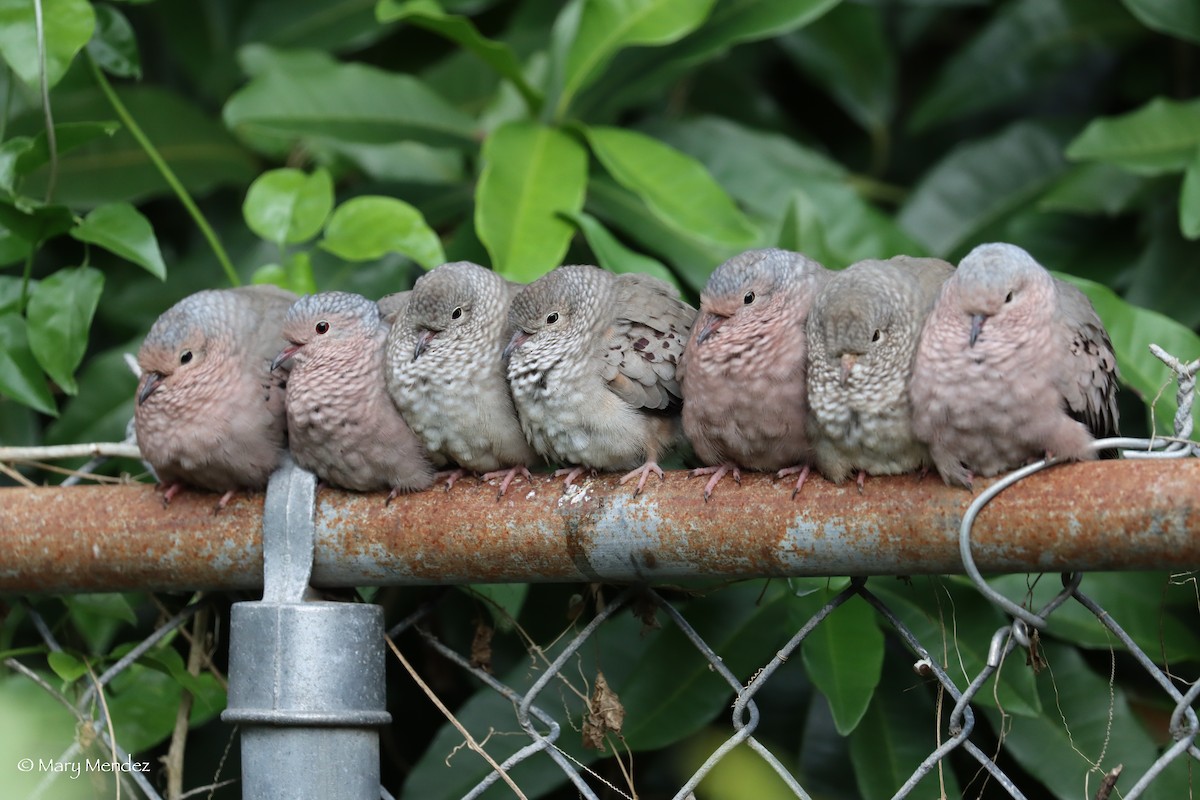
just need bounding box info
[911,242,1120,488]
[386,261,540,497]
[504,265,696,495]
[806,256,954,488]
[272,291,434,498]
[135,285,296,508]
[679,249,830,500]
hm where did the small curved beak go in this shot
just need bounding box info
[695,313,728,344]
[839,353,858,384]
[502,330,530,362]
[968,313,987,348]
[271,343,302,372]
[137,372,164,406]
[413,329,437,361]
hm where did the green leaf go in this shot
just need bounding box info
[795,591,883,734]
[585,125,759,249]
[0,0,95,90]
[44,344,140,450]
[0,313,57,415]
[376,0,541,110]
[0,201,74,242]
[47,651,87,684]
[1119,0,1200,45]
[778,2,894,135]
[70,203,167,279]
[87,3,141,79]
[561,210,681,291]
[224,48,478,150]
[242,168,334,248]
[552,0,716,117]
[1066,97,1200,176]
[321,196,445,268]
[777,191,837,268]
[108,664,225,753]
[909,0,1141,132]
[0,123,120,200]
[1038,162,1147,217]
[898,121,1067,258]
[1180,148,1200,240]
[26,267,104,396]
[240,0,395,51]
[475,121,587,281]
[463,584,528,632]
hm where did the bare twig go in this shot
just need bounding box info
[0,443,143,461]
[165,607,211,800]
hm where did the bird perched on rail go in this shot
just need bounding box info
[134,285,296,508]
[504,265,696,495]
[911,242,1120,488]
[679,248,830,500]
[386,261,539,497]
[806,255,954,489]
[272,291,434,498]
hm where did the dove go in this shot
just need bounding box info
[911,242,1120,488]
[504,265,696,495]
[679,248,830,500]
[386,261,539,497]
[272,291,434,498]
[806,256,954,488]
[134,285,296,508]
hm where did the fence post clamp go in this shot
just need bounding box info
[221,456,391,799]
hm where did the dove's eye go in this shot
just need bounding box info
[743,291,755,305]
[546,312,559,324]
[1004,291,1014,303]
[451,307,463,320]
[871,330,882,342]
[315,321,330,335]
[179,350,193,365]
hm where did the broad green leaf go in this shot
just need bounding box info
[377,0,541,110]
[552,0,716,117]
[26,267,104,396]
[45,344,140,451]
[777,191,838,269]
[0,123,120,199]
[795,591,883,734]
[909,0,1141,132]
[1120,203,1200,329]
[1062,273,1200,435]
[87,3,141,79]
[13,87,256,207]
[679,729,806,799]
[798,695,859,798]
[63,593,139,651]
[0,313,57,415]
[1181,148,1200,239]
[561,210,681,291]
[334,141,465,185]
[0,676,96,800]
[848,651,962,800]
[224,50,478,150]
[475,121,587,280]
[242,168,334,248]
[70,203,167,279]
[586,125,759,249]
[1038,162,1147,217]
[1119,0,1200,45]
[898,121,1067,258]
[0,201,74,242]
[0,0,95,90]
[47,651,87,684]
[108,664,225,753]
[0,231,30,268]
[240,0,395,51]
[778,3,894,135]
[284,251,318,295]
[1066,97,1200,176]
[462,583,528,632]
[321,196,445,268]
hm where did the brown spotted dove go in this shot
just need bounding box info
[806,255,954,488]
[911,242,1119,488]
[386,261,540,497]
[272,291,434,498]
[679,248,831,500]
[504,265,696,495]
[134,285,296,507]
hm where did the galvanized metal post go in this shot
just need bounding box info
[222,457,391,799]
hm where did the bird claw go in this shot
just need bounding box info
[481,465,533,499]
[159,482,184,508]
[553,466,589,491]
[619,462,664,497]
[211,489,236,515]
[691,463,740,502]
[856,470,867,494]
[435,469,468,492]
[776,465,811,500]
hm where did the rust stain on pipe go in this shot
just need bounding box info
[1,460,1199,593]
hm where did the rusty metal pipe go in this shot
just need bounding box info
[2,460,1198,593]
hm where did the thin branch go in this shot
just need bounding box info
[165,607,210,800]
[0,443,143,461]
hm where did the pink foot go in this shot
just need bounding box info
[776,465,811,500]
[435,469,468,491]
[160,482,184,507]
[619,461,664,496]
[213,489,236,513]
[480,465,533,498]
[690,463,741,502]
[554,466,590,490]
[856,470,867,494]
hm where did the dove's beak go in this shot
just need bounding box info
[839,353,858,384]
[137,372,164,405]
[968,314,987,348]
[271,343,302,372]
[413,329,437,361]
[502,330,530,362]
[695,312,727,344]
